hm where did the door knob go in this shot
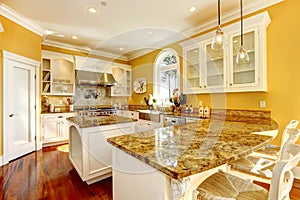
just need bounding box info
[9,114,14,117]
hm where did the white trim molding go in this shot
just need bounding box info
[127,0,284,60]
[42,40,129,62]
[0,3,45,36]
[293,166,300,179]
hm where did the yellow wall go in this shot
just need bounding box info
[0,16,42,155]
[129,0,300,144]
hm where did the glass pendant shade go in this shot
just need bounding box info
[212,0,223,50]
[236,46,249,64]
[212,26,224,50]
[236,0,249,65]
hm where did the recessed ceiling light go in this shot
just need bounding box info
[119,47,124,51]
[72,35,78,40]
[147,31,153,35]
[100,1,107,6]
[188,6,197,12]
[87,7,97,14]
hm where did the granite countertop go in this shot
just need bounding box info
[107,118,278,180]
[68,115,138,128]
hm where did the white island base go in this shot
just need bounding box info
[112,147,226,200]
[69,122,135,185]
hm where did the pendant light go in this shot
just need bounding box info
[211,0,224,50]
[236,0,249,64]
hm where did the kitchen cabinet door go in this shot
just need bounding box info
[228,27,266,91]
[203,39,226,92]
[182,45,203,94]
[42,119,60,142]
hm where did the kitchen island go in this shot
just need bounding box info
[107,115,278,200]
[68,115,137,184]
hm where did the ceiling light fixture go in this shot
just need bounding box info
[87,7,97,14]
[188,6,197,12]
[236,0,249,64]
[72,35,78,40]
[211,0,224,50]
[100,1,107,6]
[119,47,124,51]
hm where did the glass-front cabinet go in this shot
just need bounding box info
[229,28,258,89]
[181,12,270,94]
[203,40,226,91]
[183,46,201,93]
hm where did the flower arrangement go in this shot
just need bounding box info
[169,89,187,112]
[170,89,180,107]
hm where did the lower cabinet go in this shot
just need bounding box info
[69,122,136,184]
[42,113,76,146]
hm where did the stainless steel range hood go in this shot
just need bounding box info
[75,70,117,86]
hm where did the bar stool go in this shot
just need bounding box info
[227,120,299,183]
[193,142,300,200]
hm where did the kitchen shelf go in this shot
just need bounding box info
[41,51,75,96]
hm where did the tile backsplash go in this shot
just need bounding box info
[43,85,129,109]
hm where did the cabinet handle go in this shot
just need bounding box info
[58,116,63,118]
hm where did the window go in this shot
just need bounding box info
[154,49,180,105]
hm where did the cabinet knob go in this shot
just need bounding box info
[230,83,233,86]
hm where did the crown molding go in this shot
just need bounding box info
[127,0,284,61]
[0,3,45,36]
[42,40,129,61]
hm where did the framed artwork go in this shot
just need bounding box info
[133,78,146,93]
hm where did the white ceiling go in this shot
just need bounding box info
[1,0,272,60]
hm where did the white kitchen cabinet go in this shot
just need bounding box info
[74,55,112,73]
[42,112,76,145]
[203,39,226,91]
[42,50,75,96]
[69,122,136,184]
[110,64,132,96]
[116,110,139,119]
[228,27,263,91]
[181,12,270,94]
[182,45,202,93]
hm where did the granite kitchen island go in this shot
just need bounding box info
[68,115,137,184]
[107,115,278,200]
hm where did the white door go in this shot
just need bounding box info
[3,58,36,162]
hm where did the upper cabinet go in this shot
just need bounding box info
[110,64,132,96]
[42,50,75,96]
[181,12,270,94]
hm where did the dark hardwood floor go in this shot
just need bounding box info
[0,144,299,200]
[0,144,112,200]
